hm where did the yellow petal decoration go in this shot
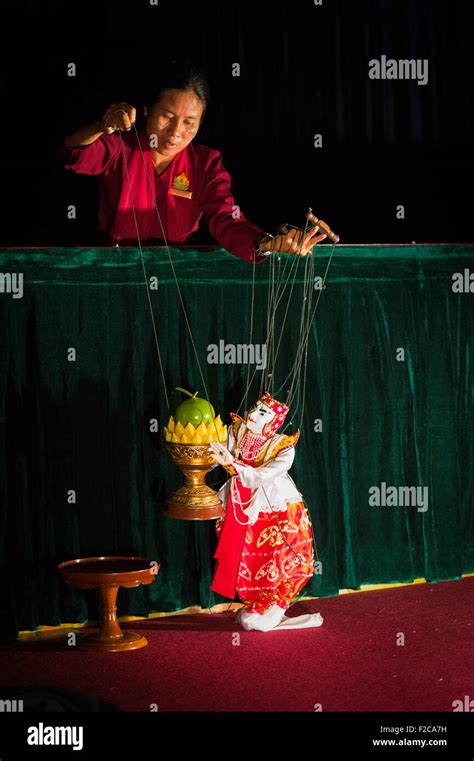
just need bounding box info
[183,422,195,438]
[165,415,228,445]
[174,421,185,437]
[194,422,207,437]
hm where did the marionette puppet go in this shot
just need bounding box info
[209,392,324,632]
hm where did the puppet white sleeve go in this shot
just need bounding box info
[232,447,295,488]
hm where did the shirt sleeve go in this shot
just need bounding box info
[231,447,295,488]
[199,149,269,264]
[60,135,122,176]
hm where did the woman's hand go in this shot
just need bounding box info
[100,102,137,134]
[209,442,234,467]
[259,223,328,257]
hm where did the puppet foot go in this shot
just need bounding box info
[273,612,324,630]
[237,604,286,632]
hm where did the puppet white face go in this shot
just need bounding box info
[246,401,275,434]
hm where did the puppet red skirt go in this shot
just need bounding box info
[236,500,315,614]
[211,480,315,616]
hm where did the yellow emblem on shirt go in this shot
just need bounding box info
[171,172,192,199]
[172,172,190,191]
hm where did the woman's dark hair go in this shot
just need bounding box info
[144,58,210,119]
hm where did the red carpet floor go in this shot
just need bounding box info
[1,577,472,712]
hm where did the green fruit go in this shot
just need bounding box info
[174,387,215,427]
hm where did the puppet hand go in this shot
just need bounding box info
[208,442,234,467]
[260,224,327,257]
[101,102,137,134]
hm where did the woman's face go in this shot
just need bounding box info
[246,402,275,435]
[144,89,204,157]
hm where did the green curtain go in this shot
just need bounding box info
[0,245,472,638]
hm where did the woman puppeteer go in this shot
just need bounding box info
[62,58,328,259]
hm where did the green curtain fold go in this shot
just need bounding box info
[0,245,472,637]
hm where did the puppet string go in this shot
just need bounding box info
[116,130,170,411]
[118,124,221,440]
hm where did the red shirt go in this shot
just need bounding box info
[61,128,267,263]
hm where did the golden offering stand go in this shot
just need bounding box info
[165,442,225,521]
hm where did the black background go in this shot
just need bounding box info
[0,0,472,246]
